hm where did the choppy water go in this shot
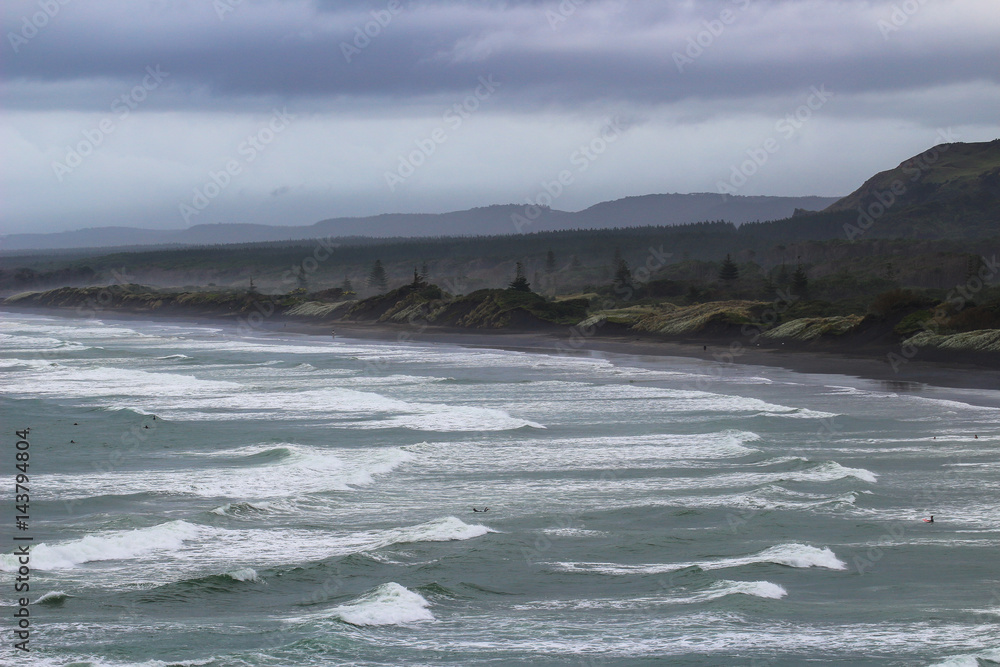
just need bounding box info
[1,312,999,666]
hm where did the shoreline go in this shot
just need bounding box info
[7,304,1000,396]
[298,320,1000,395]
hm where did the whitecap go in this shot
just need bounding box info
[551,543,846,575]
[0,520,203,571]
[224,567,262,583]
[297,583,433,626]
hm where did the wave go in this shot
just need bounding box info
[710,459,878,487]
[47,444,414,500]
[375,405,546,432]
[688,579,787,602]
[377,516,493,547]
[35,590,71,605]
[514,579,787,611]
[760,407,839,419]
[91,381,546,432]
[224,567,261,583]
[12,365,242,402]
[156,354,192,360]
[324,583,434,626]
[405,430,762,473]
[927,648,1000,666]
[552,543,846,575]
[132,568,268,604]
[758,459,878,484]
[0,520,203,572]
[209,501,273,516]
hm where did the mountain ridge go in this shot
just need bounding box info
[0,194,838,252]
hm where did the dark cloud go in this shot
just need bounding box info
[2,0,998,234]
[4,0,997,111]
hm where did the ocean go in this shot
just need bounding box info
[1,312,999,666]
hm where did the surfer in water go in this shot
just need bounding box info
[924,515,934,523]
[472,507,489,513]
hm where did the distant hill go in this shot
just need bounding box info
[0,194,838,252]
[823,139,1000,239]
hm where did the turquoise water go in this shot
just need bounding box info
[1,312,999,666]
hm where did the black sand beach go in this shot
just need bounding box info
[6,304,998,400]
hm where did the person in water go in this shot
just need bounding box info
[472,507,489,513]
[925,515,934,523]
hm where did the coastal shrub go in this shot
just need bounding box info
[946,303,1000,332]
[868,289,935,317]
[894,310,935,336]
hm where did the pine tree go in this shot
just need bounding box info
[410,267,427,288]
[508,261,531,292]
[613,258,633,290]
[718,254,739,283]
[792,264,809,296]
[248,276,258,295]
[368,260,388,292]
[545,249,557,274]
[342,276,354,293]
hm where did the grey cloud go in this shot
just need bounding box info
[3,0,997,113]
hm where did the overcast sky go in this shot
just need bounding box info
[2,0,998,235]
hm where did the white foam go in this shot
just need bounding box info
[690,580,788,602]
[928,649,1000,666]
[0,520,204,571]
[380,406,546,432]
[40,444,413,500]
[224,567,261,583]
[8,365,241,401]
[552,543,846,575]
[35,590,70,603]
[325,583,433,626]
[708,460,879,487]
[739,544,847,570]
[209,501,273,516]
[513,579,786,611]
[404,430,761,475]
[377,516,493,545]
[541,528,609,538]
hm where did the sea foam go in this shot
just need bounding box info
[0,520,203,571]
[328,583,434,626]
[552,543,846,575]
